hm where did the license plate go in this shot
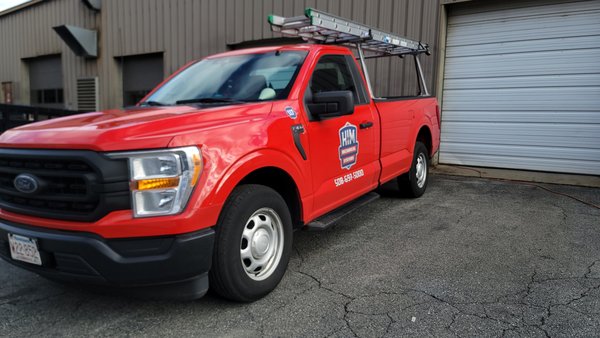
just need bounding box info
[8,233,42,266]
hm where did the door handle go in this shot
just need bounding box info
[359,121,373,129]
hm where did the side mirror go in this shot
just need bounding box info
[307,90,354,118]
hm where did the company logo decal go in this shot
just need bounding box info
[285,106,297,119]
[14,174,40,194]
[338,122,359,170]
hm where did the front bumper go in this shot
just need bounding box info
[0,220,214,300]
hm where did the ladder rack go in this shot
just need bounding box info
[268,8,429,57]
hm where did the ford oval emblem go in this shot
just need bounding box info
[13,174,40,194]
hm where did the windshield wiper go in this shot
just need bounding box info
[175,98,246,105]
[139,100,167,107]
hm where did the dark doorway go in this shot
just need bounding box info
[227,37,304,50]
[120,53,164,106]
[1,82,13,104]
[26,55,64,109]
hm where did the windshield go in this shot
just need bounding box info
[142,51,308,106]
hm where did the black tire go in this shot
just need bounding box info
[209,184,293,302]
[398,141,429,198]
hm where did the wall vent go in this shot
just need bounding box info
[76,77,98,112]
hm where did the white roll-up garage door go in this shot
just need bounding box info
[439,0,600,175]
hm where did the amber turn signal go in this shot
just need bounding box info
[134,177,181,190]
[191,153,202,186]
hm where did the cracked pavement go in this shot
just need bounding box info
[1,174,599,337]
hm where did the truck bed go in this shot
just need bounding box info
[374,96,440,184]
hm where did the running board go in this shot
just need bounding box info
[305,192,380,231]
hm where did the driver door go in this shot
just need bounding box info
[301,53,380,218]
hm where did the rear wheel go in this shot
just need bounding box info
[398,141,429,198]
[209,184,292,302]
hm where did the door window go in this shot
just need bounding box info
[307,54,369,108]
[310,55,358,102]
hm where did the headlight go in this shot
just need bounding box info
[108,146,202,218]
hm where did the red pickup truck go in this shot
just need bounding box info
[0,11,439,301]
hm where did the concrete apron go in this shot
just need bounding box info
[432,165,600,188]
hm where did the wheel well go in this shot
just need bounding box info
[238,167,302,228]
[416,126,432,157]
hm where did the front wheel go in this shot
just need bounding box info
[209,184,292,302]
[398,141,429,198]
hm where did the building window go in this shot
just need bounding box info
[31,88,64,105]
[124,90,150,106]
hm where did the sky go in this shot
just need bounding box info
[0,0,31,13]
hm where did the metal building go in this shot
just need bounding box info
[0,0,441,111]
[438,0,600,175]
[1,0,599,177]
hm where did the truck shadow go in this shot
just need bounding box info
[3,178,432,310]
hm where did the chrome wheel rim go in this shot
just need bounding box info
[416,153,427,188]
[240,208,284,281]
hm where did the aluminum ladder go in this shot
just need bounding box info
[268,8,431,97]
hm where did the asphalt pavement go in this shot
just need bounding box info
[1,174,599,337]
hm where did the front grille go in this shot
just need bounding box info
[0,149,130,222]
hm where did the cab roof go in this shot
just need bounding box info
[206,44,352,59]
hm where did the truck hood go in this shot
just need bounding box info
[0,102,273,151]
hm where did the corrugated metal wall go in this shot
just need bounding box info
[0,0,98,110]
[439,0,600,175]
[0,0,440,110]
